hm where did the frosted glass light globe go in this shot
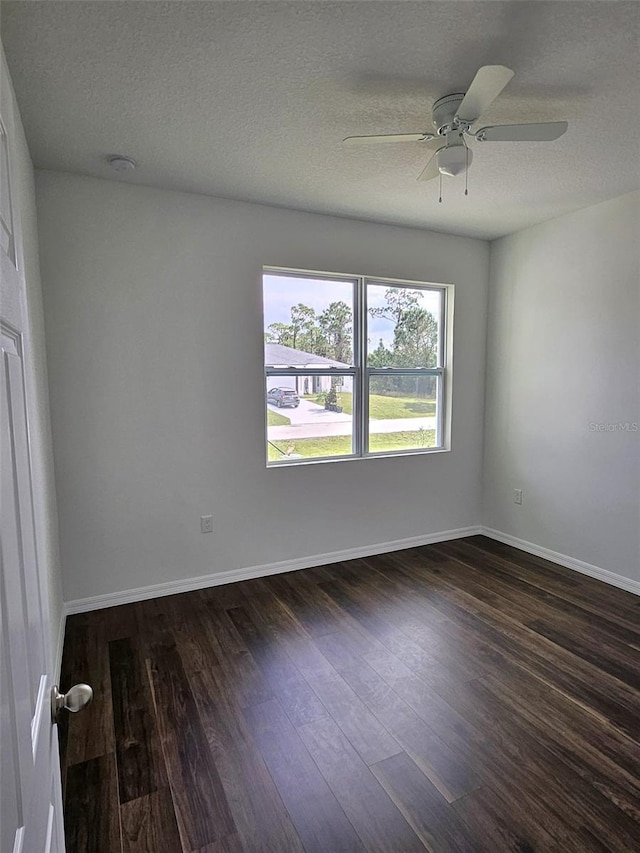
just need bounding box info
[437,145,472,177]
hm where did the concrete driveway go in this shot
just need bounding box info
[267,398,351,425]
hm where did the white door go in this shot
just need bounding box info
[1,50,66,853]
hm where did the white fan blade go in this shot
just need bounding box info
[343,132,435,146]
[475,121,568,142]
[417,150,441,182]
[455,65,514,123]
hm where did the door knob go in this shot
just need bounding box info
[51,683,93,722]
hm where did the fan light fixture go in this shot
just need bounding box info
[437,145,472,177]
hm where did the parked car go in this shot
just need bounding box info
[267,387,300,408]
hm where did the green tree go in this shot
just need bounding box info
[290,303,317,351]
[318,301,352,363]
[368,338,395,394]
[368,337,394,368]
[394,306,438,396]
[368,289,438,397]
[265,301,352,364]
[368,288,420,325]
[265,321,294,347]
[393,306,438,368]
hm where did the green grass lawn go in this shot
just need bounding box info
[266,408,291,426]
[305,392,435,419]
[268,429,436,461]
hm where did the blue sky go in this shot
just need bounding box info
[263,274,441,353]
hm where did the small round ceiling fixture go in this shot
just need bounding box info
[108,155,136,174]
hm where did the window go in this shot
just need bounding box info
[263,268,450,465]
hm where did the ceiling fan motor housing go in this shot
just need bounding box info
[432,94,465,134]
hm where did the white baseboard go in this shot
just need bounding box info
[62,522,639,617]
[64,525,483,615]
[481,527,640,597]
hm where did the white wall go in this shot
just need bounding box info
[35,171,489,604]
[1,47,64,666]
[483,192,640,583]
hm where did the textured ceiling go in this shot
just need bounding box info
[2,1,639,239]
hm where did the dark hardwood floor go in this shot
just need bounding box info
[58,535,640,852]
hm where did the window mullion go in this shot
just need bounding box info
[436,373,444,447]
[359,278,369,457]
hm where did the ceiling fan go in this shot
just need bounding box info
[343,65,568,185]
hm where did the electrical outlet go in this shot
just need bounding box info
[200,515,213,533]
[513,489,523,505]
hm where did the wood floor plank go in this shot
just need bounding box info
[297,716,427,851]
[417,549,549,625]
[433,677,640,851]
[371,752,479,853]
[197,600,275,710]
[360,641,486,757]
[419,607,640,797]
[244,589,403,766]
[174,610,306,853]
[315,631,481,802]
[195,836,245,853]
[61,616,115,766]
[243,698,366,852]
[483,654,640,783]
[64,754,121,853]
[350,558,485,681]
[527,616,640,690]
[146,638,236,850]
[319,578,441,672]
[320,573,479,683]
[420,546,640,687]
[293,638,403,766]
[467,536,640,630]
[109,636,158,803]
[385,550,640,739]
[226,604,328,726]
[468,678,640,853]
[120,788,183,853]
[97,601,142,643]
[478,671,640,821]
[265,572,344,637]
[436,539,640,647]
[154,591,274,711]
[453,784,562,853]
[430,539,640,662]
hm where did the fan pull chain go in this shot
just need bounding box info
[439,172,443,204]
[465,146,469,196]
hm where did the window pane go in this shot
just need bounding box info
[266,375,354,462]
[367,283,442,368]
[367,375,439,453]
[264,273,355,367]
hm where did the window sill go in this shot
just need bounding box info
[266,445,450,468]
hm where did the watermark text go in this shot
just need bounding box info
[588,422,638,432]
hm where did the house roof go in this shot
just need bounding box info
[265,343,350,369]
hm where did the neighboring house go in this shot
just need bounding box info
[265,343,353,395]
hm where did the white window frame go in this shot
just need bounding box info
[264,267,451,465]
